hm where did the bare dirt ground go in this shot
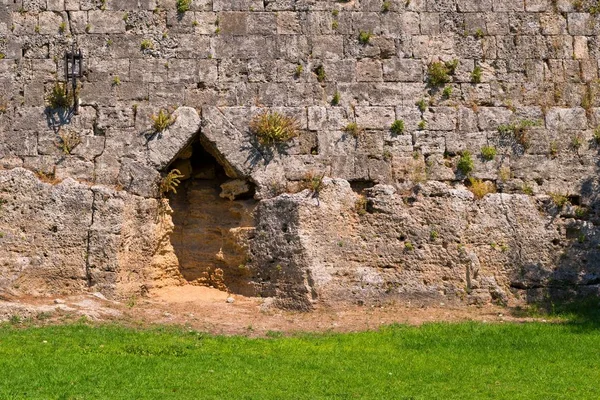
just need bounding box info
[0,285,541,336]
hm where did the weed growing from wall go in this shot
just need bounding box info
[457,151,474,175]
[481,146,496,161]
[250,111,298,145]
[46,82,73,110]
[160,169,184,196]
[177,0,192,13]
[390,120,405,135]
[468,178,496,199]
[314,65,326,83]
[358,31,372,44]
[497,119,541,150]
[471,66,482,83]
[151,109,177,132]
[57,130,81,154]
[427,59,458,86]
[343,123,364,137]
[331,91,341,106]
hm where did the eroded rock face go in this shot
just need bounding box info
[0,169,93,295]
[0,168,182,298]
[1,2,600,309]
[248,179,600,310]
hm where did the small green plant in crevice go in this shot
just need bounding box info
[549,193,569,208]
[85,23,91,33]
[578,233,586,244]
[140,39,154,50]
[581,85,593,112]
[112,76,121,86]
[177,0,192,13]
[471,66,482,83]
[390,119,405,135]
[593,127,600,145]
[497,119,541,150]
[416,98,427,112]
[294,64,303,78]
[332,20,339,30]
[151,109,176,133]
[343,122,364,137]
[250,110,299,145]
[522,184,534,196]
[499,166,511,182]
[404,241,414,251]
[442,85,452,98]
[473,28,484,39]
[160,169,185,196]
[549,141,559,158]
[46,82,72,109]
[358,31,372,44]
[467,177,496,199]
[303,172,325,194]
[418,119,426,130]
[314,65,326,83]
[355,195,368,215]
[481,145,496,161]
[427,59,458,87]
[457,151,474,175]
[382,1,391,12]
[59,22,67,33]
[571,134,584,152]
[430,230,438,241]
[56,129,81,155]
[575,206,588,219]
[331,91,341,106]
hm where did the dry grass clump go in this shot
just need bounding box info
[47,82,72,109]
[250,111,298,145]
[159,169,184,196]
[151,109,177,133]
[302,171,325,193]
[57,129,81,154]
[467,177,496,199]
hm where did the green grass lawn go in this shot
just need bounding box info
[0,317,599,399]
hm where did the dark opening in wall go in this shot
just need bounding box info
[167,139,256,295]
[350,180,375,194]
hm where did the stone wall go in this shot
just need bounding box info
[0,0,599,308]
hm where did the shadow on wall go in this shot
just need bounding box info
[166,139,257,296]
[519,155,600,323]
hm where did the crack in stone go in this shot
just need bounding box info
[499,194,525,268]
[84,189,97,287]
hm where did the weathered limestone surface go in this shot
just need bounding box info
[250,179,600,309]
[0,168,182,298]
[0,0,599,307]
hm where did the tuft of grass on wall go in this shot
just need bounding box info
[250,110,299,145]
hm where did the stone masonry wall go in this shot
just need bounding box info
[0,0,599,307]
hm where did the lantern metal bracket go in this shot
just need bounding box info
[64,44,83,115]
